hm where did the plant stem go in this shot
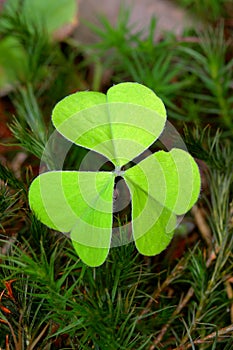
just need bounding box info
[149,287,194,349]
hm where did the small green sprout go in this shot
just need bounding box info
[29,83,201,267]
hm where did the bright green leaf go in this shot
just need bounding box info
[124,148,201,255]
[29,171,114,266]
[52,82,166,166]
[28,82,201,267]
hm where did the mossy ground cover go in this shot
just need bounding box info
[0,1,232,349]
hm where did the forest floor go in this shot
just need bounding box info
[75,0,196,43]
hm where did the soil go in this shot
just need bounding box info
[75,0,195,43]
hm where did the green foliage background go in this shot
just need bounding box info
[0,0,232,349]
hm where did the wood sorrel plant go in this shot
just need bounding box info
[28,82,200,266]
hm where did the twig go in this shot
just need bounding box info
[11,152,28,179]
[191,205,212,256]
[149,287,194,349]
[174,232,221,346]
[27,322,50,350]
[138,258,187,320]
[225,278,233,323]
[0,319,18,350]
[0,235,17,258]
[6,334,10,350]
[173,324,233,349]
[17,311,24,350]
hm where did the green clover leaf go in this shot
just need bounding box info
[29,82,201,267]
